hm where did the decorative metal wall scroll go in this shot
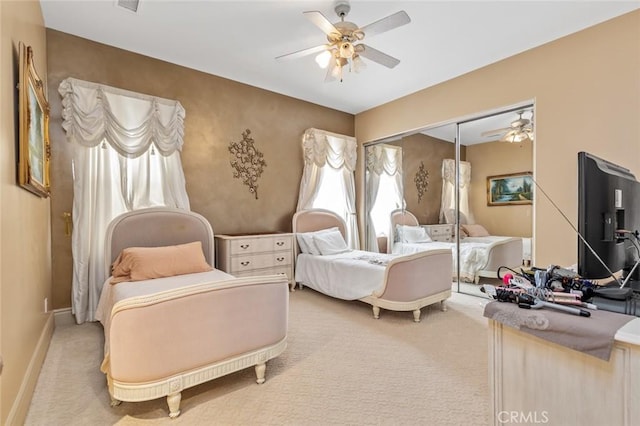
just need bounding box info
[414,161,429,203]
[228,129,266,199]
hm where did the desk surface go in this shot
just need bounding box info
[616,317,640,345]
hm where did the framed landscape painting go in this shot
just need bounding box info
[18,42,50,198]
[487,172,533,206]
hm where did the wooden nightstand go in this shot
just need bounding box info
[421,224,454,242]
[215,233,294,290]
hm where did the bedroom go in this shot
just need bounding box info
[2,1,640,424]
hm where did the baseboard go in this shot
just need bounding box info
[6,313,54,425]
[53,307,74,326]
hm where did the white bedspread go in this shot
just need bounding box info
[295,250,400,300]
[96,269,234,354]
[392,236,521,281]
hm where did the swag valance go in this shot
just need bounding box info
[366,144,402,176]
[302,128,357,172]
[58,78,185,158]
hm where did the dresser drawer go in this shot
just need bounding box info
[232,266,292,281]
[228,236,292,255]
[230,251,292,273]
[422,224,453,242]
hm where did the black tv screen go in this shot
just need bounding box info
[578,152,640,280]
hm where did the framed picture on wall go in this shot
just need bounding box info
[487,172,533,206]
[18,42,51,198]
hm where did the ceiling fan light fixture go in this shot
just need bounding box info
[352,55,366,73]
[315,50,332,69]
[339,41,355,58]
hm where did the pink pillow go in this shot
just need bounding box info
[461,224,490,237]
[110,241,212,284]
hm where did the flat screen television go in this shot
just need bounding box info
[578,152,640,281]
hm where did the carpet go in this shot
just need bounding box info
[25,288,490,425]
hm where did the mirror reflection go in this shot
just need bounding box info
[364,104,534,297]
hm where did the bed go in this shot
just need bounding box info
[389,209,524,283]
[95,207,289,418]
[292,209,452,322]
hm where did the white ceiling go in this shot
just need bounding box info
[40,1,640,115]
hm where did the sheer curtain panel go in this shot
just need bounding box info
[366,144,403,252]
[59,78,190,323]
[296,128,360,249]
[439,159,474,225]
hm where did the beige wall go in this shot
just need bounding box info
[355,10,640,268]
[1,1,53,424]
[46,30,354,311]
[466,140,533,237]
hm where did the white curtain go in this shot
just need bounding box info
[365,144,403,252]
[59,78,190,323]
[296,128,360,249]
[439,159,475,225]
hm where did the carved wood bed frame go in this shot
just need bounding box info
[100,207,288,417]
[292,209,451,322]
[389,208,524,283]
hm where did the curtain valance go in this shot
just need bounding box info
[58,78,185,158]
[366,144,402,176]
[302,128,356,172]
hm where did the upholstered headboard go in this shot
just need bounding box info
[292,209,346,235]
[104,207,215,274]
[388,209,419,253]
[292,209,347,254]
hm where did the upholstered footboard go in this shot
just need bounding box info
[103,275,289,418]
[474,237,524,283]
[360,249,453,322]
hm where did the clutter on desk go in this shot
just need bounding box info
[481,265,601,318]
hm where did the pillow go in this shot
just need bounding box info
[461,224,490,237]
[457,226,468,239]
[110,241,212,284]
[396,225,432,243]
[296,227,340,255]
[296,234,311,254]
[312,229,350,255]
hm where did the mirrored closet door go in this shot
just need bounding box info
[364,103,534,296]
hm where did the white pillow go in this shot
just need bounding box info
[312,229,350,255]
[396,224,432,243]
[296,234,311,254]
[297,227,340,255]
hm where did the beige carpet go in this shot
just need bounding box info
[25,289,490,426]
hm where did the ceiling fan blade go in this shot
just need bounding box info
[276,44,330,61]
[304,11,340,37]
[358,44,400,68]
[359,11,411,38]
[481,127,510,137]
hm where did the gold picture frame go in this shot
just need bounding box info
[18,42,50,198]
[487,172,533,206]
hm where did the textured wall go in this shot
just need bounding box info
[400,133,462,225]
[46,30,353,310]
[1,1,52,424]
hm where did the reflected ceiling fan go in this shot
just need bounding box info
[481,111,534,143]
[276,1,410,82]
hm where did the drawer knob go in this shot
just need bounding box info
[276,257,285,262]
[240,261,250,266]
[276,241,285,246]
[240,244,250,250]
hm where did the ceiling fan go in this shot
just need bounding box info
[276,1,411,82]
[481,111,534,143]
